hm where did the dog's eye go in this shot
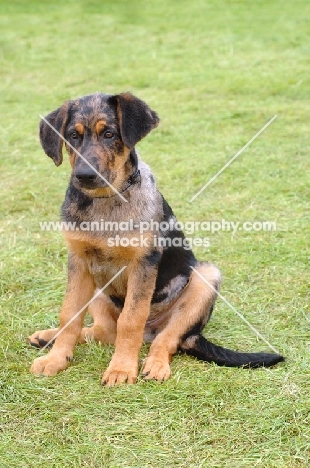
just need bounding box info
[104,131,114,139]
[70,131,79,139]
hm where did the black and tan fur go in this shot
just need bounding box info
[29,92,284,385]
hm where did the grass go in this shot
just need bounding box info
[0,0,309,466]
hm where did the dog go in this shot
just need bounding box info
[29,92,284,386]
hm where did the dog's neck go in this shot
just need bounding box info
[118,166,141,194]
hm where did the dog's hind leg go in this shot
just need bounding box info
[142,262,221,381]
[78,293,118,345]
[143,261,284,379]
[28,328,60,349]
[29,293,118,348]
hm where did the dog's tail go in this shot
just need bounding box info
[180,334,284,368]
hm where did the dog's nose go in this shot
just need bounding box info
[75,167,97,183]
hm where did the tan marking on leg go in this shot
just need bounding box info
[102,261,158,386]
[29,294,118,349]
[142,263,221,381]
[78,293,118,345]
[30,254,95,376]
[28,328,59,348]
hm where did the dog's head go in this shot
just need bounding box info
[39,92,159,197]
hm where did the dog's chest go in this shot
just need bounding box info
[85,244,128,277]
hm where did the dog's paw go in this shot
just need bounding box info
[101,359,138,387]
[28,329,58,349]
[30,353,71,377]
[142,357,171,382]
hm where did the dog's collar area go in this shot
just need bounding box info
[121,167,141,192]
[93,167,141,199]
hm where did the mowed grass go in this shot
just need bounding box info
[0,0,309,466]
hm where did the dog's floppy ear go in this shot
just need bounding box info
[39,102,70,166]
[110,92,159,149]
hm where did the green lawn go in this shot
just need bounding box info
[0,0,309,466]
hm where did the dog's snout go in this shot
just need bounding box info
[75,167,97,183]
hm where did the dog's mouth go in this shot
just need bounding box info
[74,176,108,190]
[72,166,140,199]
[72,175,117,199]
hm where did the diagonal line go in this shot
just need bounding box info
[190,266,280,354]
[40,266,127,352]
[189,115,278,203]
[39,114,128,203]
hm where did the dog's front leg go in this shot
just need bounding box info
[30,253,95,376]
[102,256,159,386]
